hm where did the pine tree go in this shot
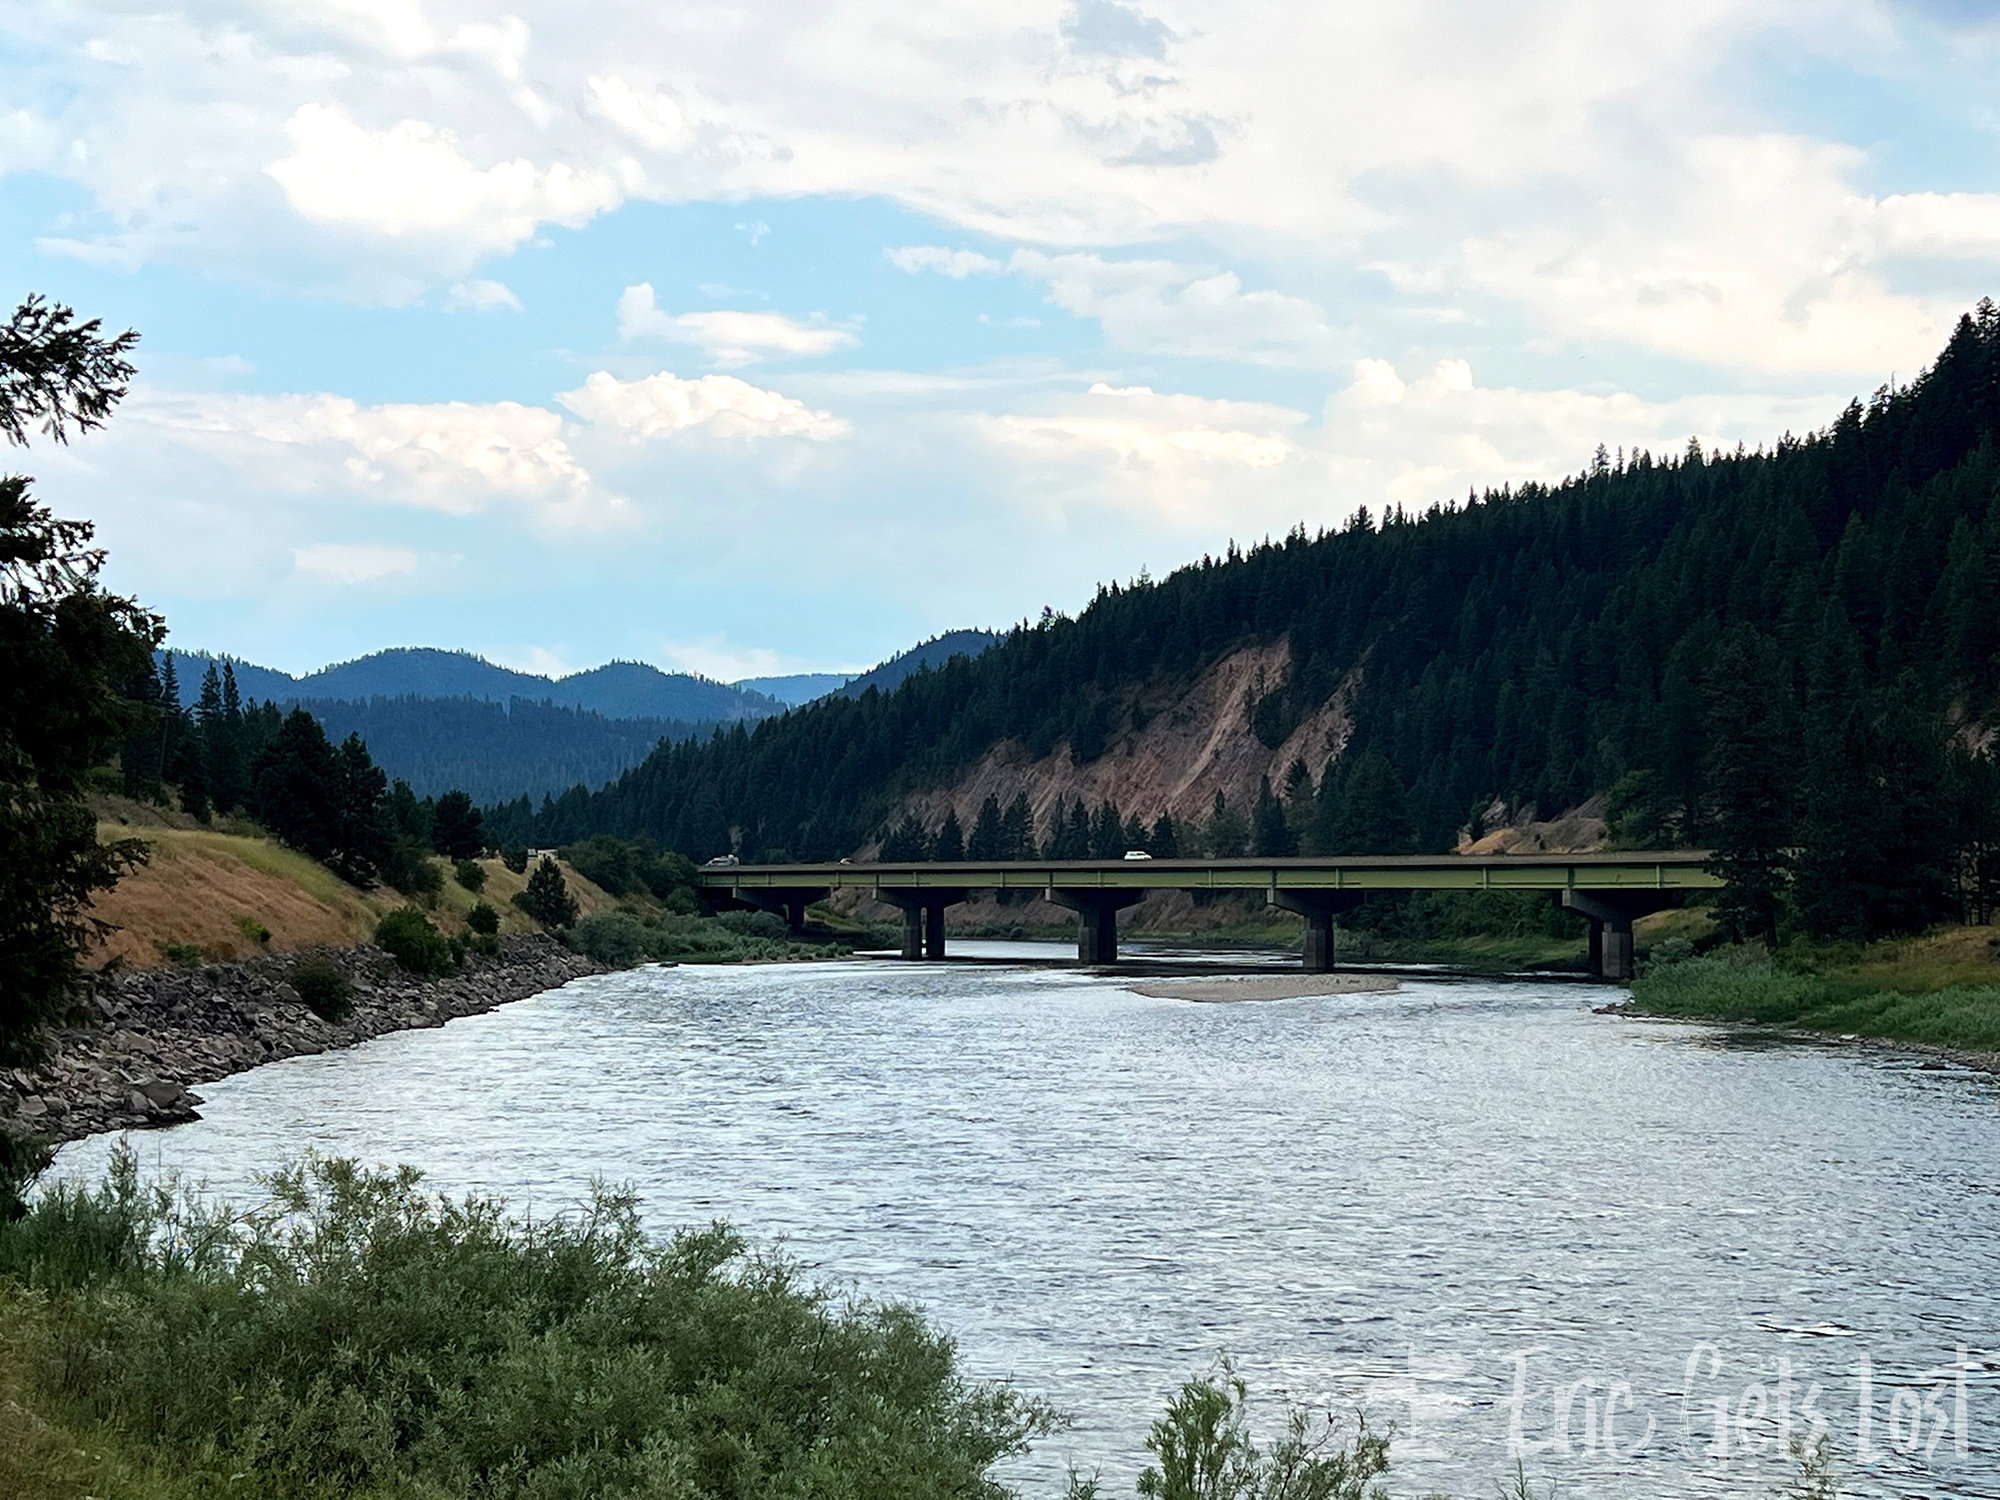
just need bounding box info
[931,808,965,862]
[518,856,579,928]
[1090,800,1125,859]
[1148,812,1179,858]
[118,652,164,802]
[1702,627,1794,944]
[1330,752,1414,854]
[967,795,1005,861]
[1206,791,1248,858]
[1252,776,1295,856]
[1001,792,1033,860]
[882,812,929,862]
[430,789,486,860]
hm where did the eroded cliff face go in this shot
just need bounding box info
[883,639,1359,842]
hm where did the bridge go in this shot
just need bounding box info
[695,853,1723,980]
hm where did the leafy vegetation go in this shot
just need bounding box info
[374,907,458,977]
[0,1152,1058,1500]
[568,908,847,966]
[289,953,354,1022]
[1631,941,2000,1052]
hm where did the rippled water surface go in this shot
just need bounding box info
[56,952,2000,1497]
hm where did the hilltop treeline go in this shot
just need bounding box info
[485,306,2000,941]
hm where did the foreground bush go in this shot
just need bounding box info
[0,1151,1057,1500]
[289,953,353,1022]
[374,906,458,977]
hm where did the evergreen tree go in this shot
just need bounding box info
[1090,800,1125,859]
[1059,799,1093,860]
[1329,752,1414,854]
[251,709,392,888]
[208,660,247,814]
[967,795,1005,861]
[1251,776,1295,856]
[1949,747,2000,924]
[1148,812,1179,858]
[1000,792,1033,861]
[517,856,579,928]
[118,652,165,803]
[882,812,929,862]
[1206,791,1248,858]
[430,789,485,860]
[931,808,965,862]
[0,295,150,1064]
[1702,627,1794,944]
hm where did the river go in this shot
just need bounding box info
[53,947,2000,1498]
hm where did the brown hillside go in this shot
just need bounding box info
[88,827,619,969]
[889,640,1359,841]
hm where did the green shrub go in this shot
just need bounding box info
[233,914,271,945]
[375,907,458,977]
[153,940,202,965]
[501,844,529,874]
[716,909,787,940]
[290,954,354,1022]
[0,1156,1060,1497]
[466,900,500,936]
[1628,954,1825,1023]
[570,911,649,967]
[454,857,487,893]
[384,840,444,902]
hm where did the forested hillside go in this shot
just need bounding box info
[484,304,2000,940]
[295,697,702,803]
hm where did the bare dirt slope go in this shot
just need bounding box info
[891,640,1358,840]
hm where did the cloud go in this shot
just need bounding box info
[559,369,850,441]
[657,636,791,682]
[444,278,523,312]
[1008,250,1345,363]
[585,74,692,152]
[266,103,624,260]
[888,245,1007,278]
[615,284,859,366]
[292,542,419,584]
[132,389,611,523]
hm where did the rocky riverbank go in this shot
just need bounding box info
[0,936,604,1144]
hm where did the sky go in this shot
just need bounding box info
[4,0,2000,680]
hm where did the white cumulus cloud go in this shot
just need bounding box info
[615,284,859,366]
[266,103,624,260]
[560,369,850,441]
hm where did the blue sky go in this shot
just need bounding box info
[4,0,2000,679]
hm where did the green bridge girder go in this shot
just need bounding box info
[695,852,1722,896]
[696,853,1720,980]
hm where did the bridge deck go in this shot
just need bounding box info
[695,852,1722,895]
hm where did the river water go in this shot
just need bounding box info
[54,948,2000,1498]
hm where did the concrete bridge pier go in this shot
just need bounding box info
[1558,890,1683,981]
[1269,890,1367,971]
[1048,888,1147,964]
[880,889,966,959]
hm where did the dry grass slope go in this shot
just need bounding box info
[87,826,620,969]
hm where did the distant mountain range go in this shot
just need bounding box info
[157,630,1002,801]
[160,647,783,723]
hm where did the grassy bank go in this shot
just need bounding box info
[0,1151,1841,1500]
[1629,926,2000,1055]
